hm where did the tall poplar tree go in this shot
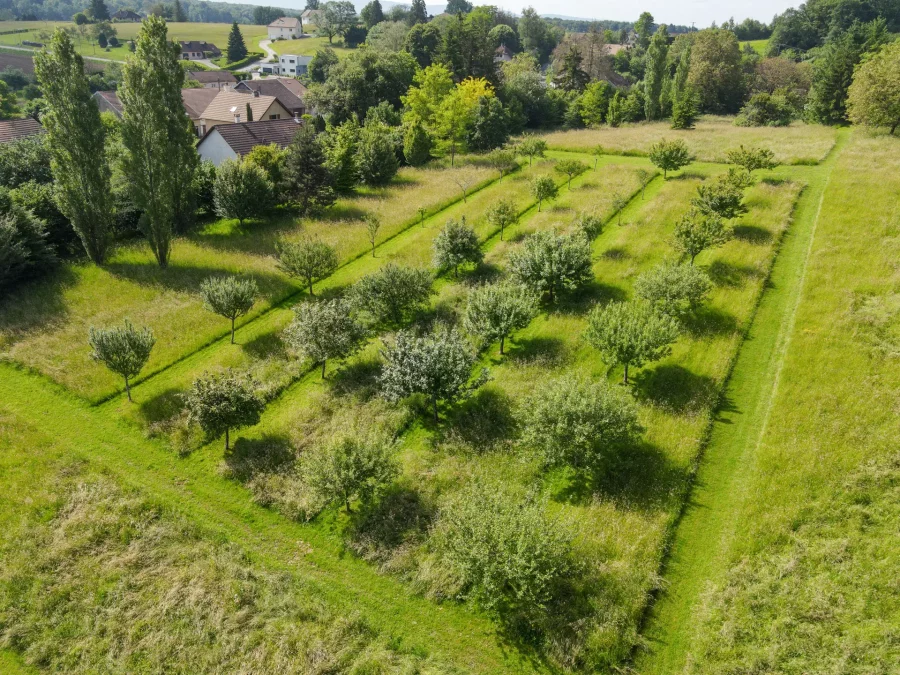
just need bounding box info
[410,0,427,25]
[173,0,188,22]
[644,25,668,120]
[34,30,113,264]
[119,16,198,268]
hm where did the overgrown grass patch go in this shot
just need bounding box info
[540,116,837,165]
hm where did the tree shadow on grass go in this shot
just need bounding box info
[555,280,628,315]
[191,213,296,256]
[328,355,382,399]
[601,246,629,261]
[592,440,689,512]
[438,387,518,454]
[241,330,288,360]
[0,263,78,337]
[633,364,719,416]
[505,335,569,368]
[705,259,761,289]
[732,224,773,245]
[105,260,291,297]
[223,433,296,483]
[347,486,434,565]
[681,305,740,338]
[138,387,186,426]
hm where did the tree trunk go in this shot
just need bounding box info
[500,225,504,241]
[345,499,352,514]
[308,278,315,297]
[594,158,598,170]
[224,427,230,451]
[623,363,629,384]
[663,169,667,180]
[230,317,236,344]
[538,198,542,212]
[892,118,899,135]
[500,335,505,355]
[124,376,131,402]
[433,397,439,423]
[642,184,646,199]
[321,359,327,379]
[568,177,572,189]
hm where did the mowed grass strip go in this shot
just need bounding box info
[0,370,544,674]
[675,131,900,673]
[107,154,625,430]
[635,131,847,674]
[0,161,496,401]
[540,116,838,165]
[177,159,808,668]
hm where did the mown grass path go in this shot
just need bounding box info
[634,130,849,673]
[0,363,545,674]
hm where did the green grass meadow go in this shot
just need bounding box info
[1,122,897,673]
[0,20,268,62]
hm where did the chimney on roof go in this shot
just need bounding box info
[253,89,260,97]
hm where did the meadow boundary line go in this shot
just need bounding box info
[114,157,632,423]
[633,129,849,672]
[0,362,544,674]
[87,161,522,406]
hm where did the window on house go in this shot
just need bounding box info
[270,114,280,120]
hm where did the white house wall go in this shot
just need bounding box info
[197,130,239,167]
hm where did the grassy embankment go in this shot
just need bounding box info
[640,129,899,673]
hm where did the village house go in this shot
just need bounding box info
[196,118,302,166]
[179,41,220,61]
[267,16,303,40]
[196,90,290,136]
[187,70,238,89]
[232,77,306,117]
[0,118,42,144]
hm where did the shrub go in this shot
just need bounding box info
[520,374,643,470]
[380,324,488,422]
[585,301,680,383]
[184,371,264,450]
[276,236,339,296]
[530,175,558,211]
[726,145,779,174]
[302,431,398,513]
[464,282,539,354]
[634,261,712,319]
[213,159,272,226]
[508,230,593,303]
[283,298,367,378]
[486,199,517,240]
[434,480,575,617]
[847,41,900,135]
[403,118,432,166]
[0,195,55,288]
[349,263,432,326]
[691,177,748,221]
[734,92,795,127]
[88,320,155,401]
[432,216,483,277]
[357,122,399,186]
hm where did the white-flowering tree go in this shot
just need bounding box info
[380,324,488,422]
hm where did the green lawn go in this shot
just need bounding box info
[101,152,808,670]
[645,129,900,673]
[745,39,769,55]
[540,116,838,165]
[0,20,267,63]
[268,34,355,58]
[2,120,893,673]
[0,160,496,401]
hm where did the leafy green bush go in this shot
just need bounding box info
[634,261,713,319]
[520,374,643,470]
[433,480,575,618]
[735,92,796,127]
